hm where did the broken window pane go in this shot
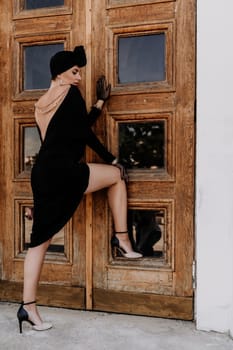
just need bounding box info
[119,121,165,169]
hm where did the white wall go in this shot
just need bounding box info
[196,0,233,335]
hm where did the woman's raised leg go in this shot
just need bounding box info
[85,163,142,257]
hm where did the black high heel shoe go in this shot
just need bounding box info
[111,231,143,259]
[17,301,52,334]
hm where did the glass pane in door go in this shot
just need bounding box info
[24,0,64,9]
[24,43,64,90]
[118,34,165,84]
[118,121,165,169]
[128,209,164,258]
[23,126,41,172]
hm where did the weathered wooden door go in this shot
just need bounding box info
[0,0,89,308]
[90,0,195,320]
[0,0,195,320]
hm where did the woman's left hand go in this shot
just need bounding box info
[96,75,111,101]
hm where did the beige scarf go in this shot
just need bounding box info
[35,80,70,141]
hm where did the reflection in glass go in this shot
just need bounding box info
[118,34,165,84]
[23,127,41,172]
[24,43,64,90]
[24,0,64,9]
[23,206,65,253]
[128,209,164,258]
[119,121,165,169]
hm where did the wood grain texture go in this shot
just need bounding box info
[0,281,85,309]
[174,0,195,296]
[13,15,72,37]
[93,289,193,320]
[108,2,175,25]
[92,0,195,315]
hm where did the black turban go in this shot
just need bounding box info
[50,46,87,79]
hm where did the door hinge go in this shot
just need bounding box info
[192,260,196,289]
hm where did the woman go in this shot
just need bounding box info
[17,46,142,334]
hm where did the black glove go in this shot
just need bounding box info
[96,75,111,101]
[113,162,128,182]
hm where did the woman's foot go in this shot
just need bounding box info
[111,231,143,259]
[17,301,52,333]
[23,302,44,326]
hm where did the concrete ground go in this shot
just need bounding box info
[0,302,232,350]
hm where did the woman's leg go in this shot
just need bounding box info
[85,163,135,253]
[22,239,51,325]
[22,163,136,326]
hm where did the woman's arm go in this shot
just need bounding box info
[86,101,104,126]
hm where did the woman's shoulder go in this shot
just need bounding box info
[68,85,82,97]
[66,85,85,108]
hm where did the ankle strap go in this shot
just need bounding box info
[114,231,128,234]
[22,300,36,305]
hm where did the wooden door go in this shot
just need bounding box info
[0,0,195,320]
[0,0,89,308]
[90,0,195,320]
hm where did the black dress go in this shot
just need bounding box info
[30,85,115,247]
